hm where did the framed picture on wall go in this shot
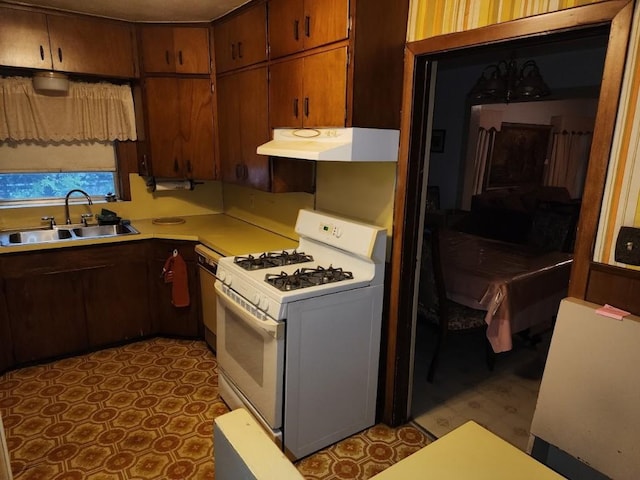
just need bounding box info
[485,123,552,190]
[430,129,446,153]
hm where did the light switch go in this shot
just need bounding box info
[614,226,640,266]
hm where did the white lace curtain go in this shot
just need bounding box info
[0,76,137,142]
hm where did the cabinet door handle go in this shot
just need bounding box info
[186,160,192,173]
[231,43,236,60]
[243,164,249,180]
[173,159,179,172]
[238,42,243,58]
[39,45,44,60]
[304,16,310,37]
[165,50,170,65]
[293,98,299,118]
[294,20,299,40]
[57,47,63,62]
[304,97,309,118]
[235,163,242,179]
[178,50,183,65]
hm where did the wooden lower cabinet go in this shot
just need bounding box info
[149,240,200,338]
[4,271,87,365]
[83,243,152,348]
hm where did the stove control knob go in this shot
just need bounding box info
[334,227,343,238]
[218,270,226,282]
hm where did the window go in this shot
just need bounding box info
[0,141,118,204]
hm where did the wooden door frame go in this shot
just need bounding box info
[383,0,634,426]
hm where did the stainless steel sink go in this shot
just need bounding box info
[72,224,138,238]
[0,223,139,246]
[5,228,73,245]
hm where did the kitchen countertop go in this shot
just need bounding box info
[0,214,298,256]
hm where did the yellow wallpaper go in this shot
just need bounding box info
[222,183,314,240]
[315,162,397,259]
[408,0,605,41]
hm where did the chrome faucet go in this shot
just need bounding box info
[64,189,93,225]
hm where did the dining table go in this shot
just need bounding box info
[438,228,573,353]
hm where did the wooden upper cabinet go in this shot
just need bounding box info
[144,77,215,179]
[217,67,270,190]
[47,15,136,77]
[214,2,268,73]
[0,8,136,77]
[269,47,347,128]
[268,0,349,59]
[140,26,210,74]
[0,7,52,69]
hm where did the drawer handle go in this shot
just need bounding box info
[165,50,170,65]
[304,16,310,37]
[178,50,183,65]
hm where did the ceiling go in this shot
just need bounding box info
[5,0,249,22]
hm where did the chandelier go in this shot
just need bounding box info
[469,55,550,103]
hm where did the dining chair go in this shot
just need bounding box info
[418,226,495,383]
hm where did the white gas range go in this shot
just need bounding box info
[215,209,386,459]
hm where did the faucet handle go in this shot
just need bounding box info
[41,216,56,228]
[81,213,94,226]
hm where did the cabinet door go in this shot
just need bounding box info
[84,244,151,349]
[141,26,210,74]
[47,15,136,77]
[0,7,52,70]
[240,67,271,190]
[140,26,176,72]
[179,78,215,179]
[0,280,13,373]
[151,243,200,338]
[217,73,244,183]
[5,272,87,364]
[145,77,182,178]
[214,3,267,73]
[268,0,304,59]
[174,27,211,74]
[304,0,350,50]
[269,58,304,128]
[303,47,347,127]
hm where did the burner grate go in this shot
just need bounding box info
[234,250,314,271]
[265,266,354,291]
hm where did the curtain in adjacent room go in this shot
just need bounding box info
[544,115,594,199]
[472,127,497,194]
[0,76,137,142]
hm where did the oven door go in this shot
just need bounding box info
[215,282,284,429]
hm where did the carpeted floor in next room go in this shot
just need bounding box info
[0,338,431,480]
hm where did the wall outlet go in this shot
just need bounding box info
[615,226,640,266]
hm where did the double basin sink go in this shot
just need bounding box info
[0,224,139,247]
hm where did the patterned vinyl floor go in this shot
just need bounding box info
[0,338,430,480]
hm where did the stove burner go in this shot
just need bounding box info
[265,266,354,291]
[234,250,314,271]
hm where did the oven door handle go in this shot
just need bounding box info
[215,282,283,339]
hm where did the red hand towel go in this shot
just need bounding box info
[163,251,190,307]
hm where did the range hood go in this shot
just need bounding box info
[256,128,400,162]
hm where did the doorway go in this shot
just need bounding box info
[383,1,634,429]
